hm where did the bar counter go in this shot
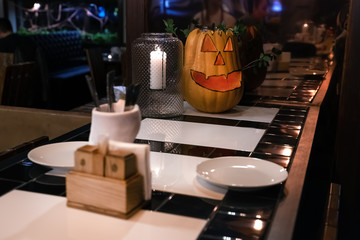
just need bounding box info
[0,57,333,239]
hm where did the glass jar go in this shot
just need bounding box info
[131,33,184,118]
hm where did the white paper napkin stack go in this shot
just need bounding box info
[108,140,152,200]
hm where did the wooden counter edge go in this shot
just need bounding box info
[266,106,320,240]
[266,61,336,239]
[311,62,335,106]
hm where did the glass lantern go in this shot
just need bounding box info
[131,33,184,118]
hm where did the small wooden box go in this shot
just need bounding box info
[66,171,144,219]
[105,150,137,180]
[74,145,104,176]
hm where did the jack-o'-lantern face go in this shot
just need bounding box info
[190,33,242,91]
[182,28,244,113]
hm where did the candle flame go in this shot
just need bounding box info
[154,45,162,52]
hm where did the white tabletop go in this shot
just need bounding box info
[0,103,281,240]
[0,190,206,240]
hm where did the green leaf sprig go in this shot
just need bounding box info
[163,19,178,38]
[233,22,246,37]
[216,22,227,32]
[180,28,191,39]
[241,48,282,73]
[163,18,192,38]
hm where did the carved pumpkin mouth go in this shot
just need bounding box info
[190,70,242,92]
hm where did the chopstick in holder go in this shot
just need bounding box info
[85,74,101,111]
[125,84,140,111]
[106,70,116,112]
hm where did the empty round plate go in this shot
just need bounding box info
[196,156,288,190]
[28,141,88,168]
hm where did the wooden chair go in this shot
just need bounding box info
[0,61,36,107]
[34,47,51,107]
[0,53,14,103]
[0,52,14,67]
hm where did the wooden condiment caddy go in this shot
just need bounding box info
[66,145,144,219]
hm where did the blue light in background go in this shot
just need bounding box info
[165,0,170,8]
[98,6,105,17]
[272,0,282,12]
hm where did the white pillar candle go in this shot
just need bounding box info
[150,47,166,90]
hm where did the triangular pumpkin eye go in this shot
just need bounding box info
[214,52,225,65]
[224,37,233,52]
[201,35,217,52]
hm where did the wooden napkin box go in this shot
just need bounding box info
[66,145,144,219]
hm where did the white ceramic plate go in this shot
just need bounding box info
[28,141,88,168]
[289,68,326,77]
[196,156,288,190]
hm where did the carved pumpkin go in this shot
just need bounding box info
[182,28,244,113]
[239,25,267,91]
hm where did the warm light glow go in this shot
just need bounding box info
[309,90,316,94]
[33,3,41,10]
[281,147,292,157]
[253,219,263,231]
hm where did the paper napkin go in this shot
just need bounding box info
[108,140,151,200]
